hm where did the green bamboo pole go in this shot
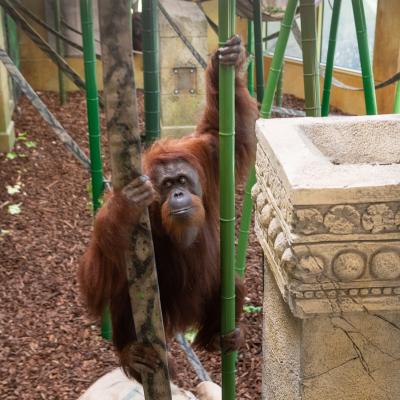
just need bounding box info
[351,0,377,115]
[235,20,255,279]
[235,168,255,278]
[263,21,267,52]
[316,0,324,64]
[80,0,103,215]
[321,0,341,117]
[394,82,400,113]
[219,0,236,398]
[253,0,264,103]
[80,0,109,339]
[300,0,321,117]
[260,0,298,118]
[142,0,160,144]
[274,63,284,106]
[5,14,19,68]
[247,19,255,97]
[55,0,66,105]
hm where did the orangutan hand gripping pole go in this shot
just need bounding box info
[79,35,259,381]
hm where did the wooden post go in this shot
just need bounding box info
[97,1,172,398]
[373,0,400,113]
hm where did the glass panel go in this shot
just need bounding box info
[265,18,302,60]
[265,0,378,72]
[321,0,377,71]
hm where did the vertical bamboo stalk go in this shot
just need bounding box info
[260,0,298,118]
[273,21,284,108]
[235,20,255,278]
[235,168,255,278]
[5,15,19,68]
[263,20,268,52]
[352,0,377,115]
[253,0,264,103]
[316,0,324,64]
[142,0,160,144]
[274,67,284,106]
[300,0,321,117]
[55,0,66,105]
[235,12,260,279]
[247,19,255,96]
[394,82,400,113]
[80,0,103,216]
[98,1,171,398]
[80,0,110,341]
[321,0,341,117]
[219,0,236,399]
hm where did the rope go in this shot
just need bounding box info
[196,2,218,35]
[176,334,211,382]
[158,1,208,69]
[0,0,105,107]
[12,0,101,60]
[271,105,305,117]
[0,48,91,170]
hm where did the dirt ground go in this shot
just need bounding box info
[0,89,327,399]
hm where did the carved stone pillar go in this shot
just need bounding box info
[254,115,400,400]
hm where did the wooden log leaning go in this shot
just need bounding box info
[97,1,172,399]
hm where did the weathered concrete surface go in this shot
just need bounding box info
[255,114,400,399]
[159,0,207,137]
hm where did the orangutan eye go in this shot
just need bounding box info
[164,180,173,188]
[178,176,187,185]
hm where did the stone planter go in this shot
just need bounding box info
[253,115,400,400]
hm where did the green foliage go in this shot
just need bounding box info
[16,131,27,141]
[25,141,37,148]
[5,132,36,160]
[243,304,262,314]
[183,329,197,344]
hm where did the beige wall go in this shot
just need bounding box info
[18,0,143,91]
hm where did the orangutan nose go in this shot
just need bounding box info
[169,189,192,212]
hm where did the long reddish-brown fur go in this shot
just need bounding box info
[79,47,259,376]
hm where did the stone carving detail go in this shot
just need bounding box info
[268,218,282,242]
[254,137,400,317]
[256,191,268,211]
[395,210,400,227]
[251,183,260,202]
[295,209,324,235]
[256,145,293,224]
[332,251,366,282]
[293,203,400,236]
[324,205,361,234]
[362,204,395,233]
[371,250,400,280]
[290,255,325,283]
[260,204,274,228]
[274,232,288,258]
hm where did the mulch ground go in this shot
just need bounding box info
[0,90,319,399]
